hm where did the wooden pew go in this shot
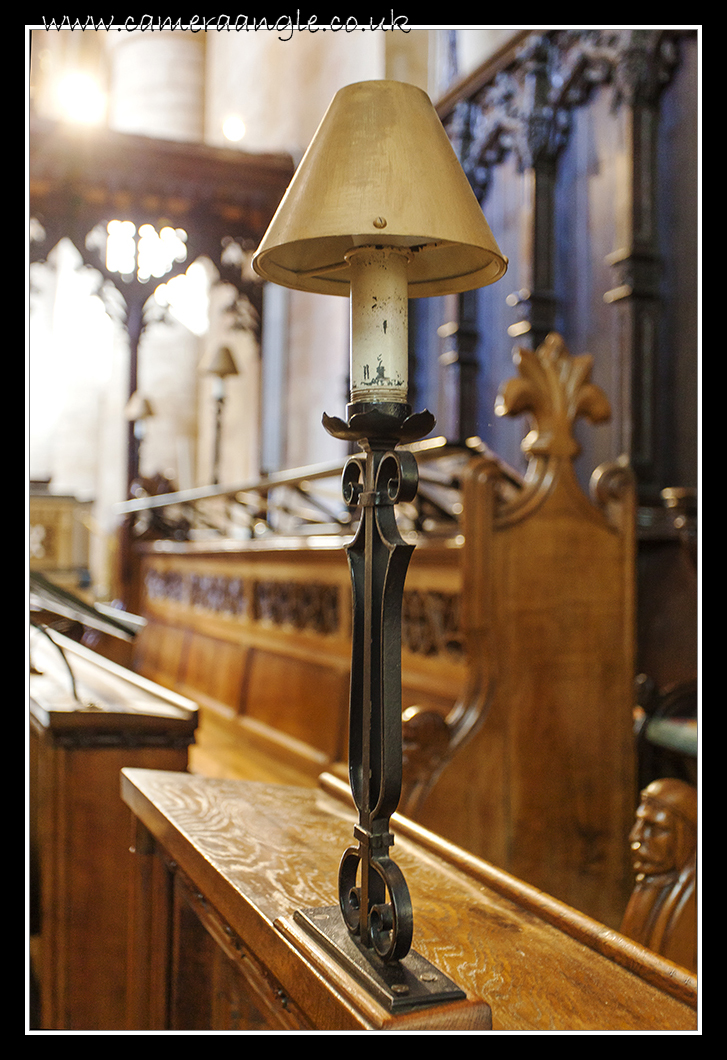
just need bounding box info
[129,334,635,929]
[405,333,637,928]
[121,767,697,1032]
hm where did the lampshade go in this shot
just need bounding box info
[124,391,154,422]
[199,345,239,378]
[252,80,507,298]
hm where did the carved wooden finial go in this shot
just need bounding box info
[495,332,611,460]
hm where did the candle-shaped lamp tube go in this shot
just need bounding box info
[347,246,410,405]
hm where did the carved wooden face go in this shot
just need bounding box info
[629,798,677,878]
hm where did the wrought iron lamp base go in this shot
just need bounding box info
[294,906,466,1014]
[304,399,468,1009]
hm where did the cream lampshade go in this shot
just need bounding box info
[253,79,507,406]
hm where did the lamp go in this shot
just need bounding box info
[124,391,155,485]
[124,390,155,432]
[254,80,506,1011]
[255,79,506,413]
[199,345,239,485]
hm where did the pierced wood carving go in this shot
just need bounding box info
[144,565,469,654]
[401,590,463,659]
[190,574,247,618]
[439,28,692,473]
[144,568,340,635]
[252,580,339,635]
[446,30,684,201]
[494,331,611,521]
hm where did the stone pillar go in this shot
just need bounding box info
[104,31,206,496]
[106,30,205,142]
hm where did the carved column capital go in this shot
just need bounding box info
[446,29,685,199]
[451,41,570,199]
[609,29,682,108]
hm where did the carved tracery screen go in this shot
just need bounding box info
[413,28,698,502]
[29,117,295,491]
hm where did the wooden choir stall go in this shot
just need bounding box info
[121,767,697,1032]
[29,336,698,1033]
[128,334,638,932]
[28,29,698,1032]
[111,333,698,1031]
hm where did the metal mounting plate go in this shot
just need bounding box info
[293,906,467,1014]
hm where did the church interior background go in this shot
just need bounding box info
[27,24,700,1031]
[28,26,500,598]
[28,26,698,609]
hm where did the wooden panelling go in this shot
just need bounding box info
[177,631,248,713]
[245,646,349,757]
[29,632,197,1030]
[132,620,188,689]
[132,541,464,784]
[421,29,698,501]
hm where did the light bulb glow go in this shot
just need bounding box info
[57,72,106,124]
[222,116,246,142]
[106,220,136,275]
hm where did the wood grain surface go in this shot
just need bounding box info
[122,768,697,1032]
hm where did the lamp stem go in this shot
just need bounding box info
[338,436,416,963]
[347,247,410,405]
[212,395,223,486]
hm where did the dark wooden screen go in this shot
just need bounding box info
[411,29,698,502]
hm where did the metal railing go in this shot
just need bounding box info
[115,437,522,543]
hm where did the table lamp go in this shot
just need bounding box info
[253,79,507,1012]
[199,345,239,485]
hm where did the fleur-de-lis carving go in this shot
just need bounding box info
[495,332,611,461]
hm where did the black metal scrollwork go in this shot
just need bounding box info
[325,403,434,964]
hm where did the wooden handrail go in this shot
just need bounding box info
[319,769,698,1011]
